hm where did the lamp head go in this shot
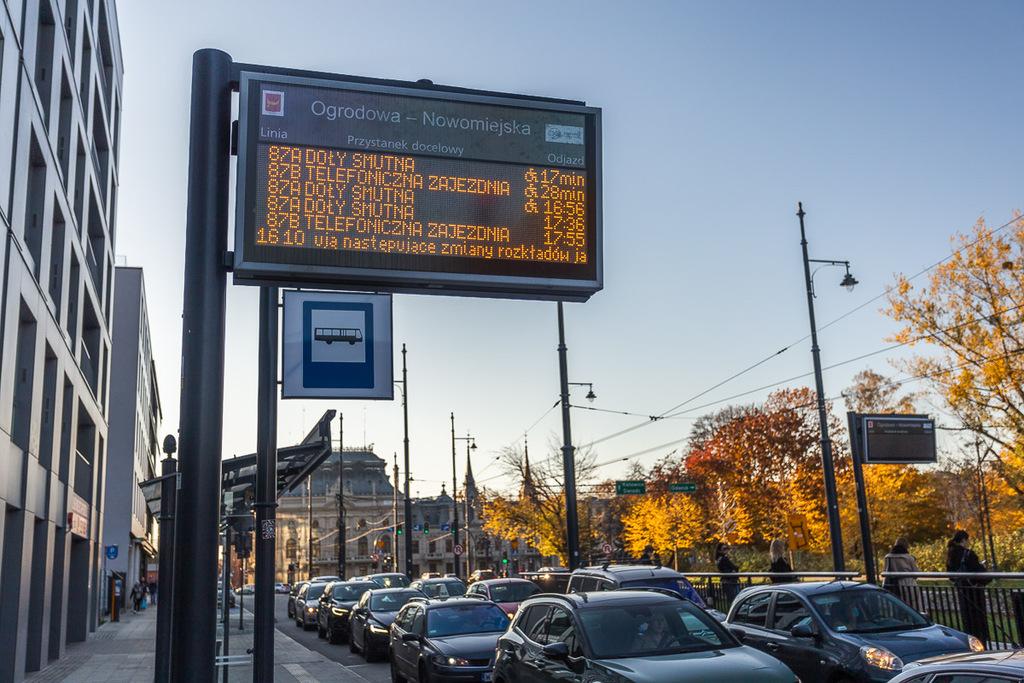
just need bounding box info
[585,387,597,403]
[840,268,858,292]
[470,440,478,450]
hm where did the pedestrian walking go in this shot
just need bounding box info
[141,583,149,610]
[149,580,158,606]
[129,581,143,614]
[715,542,740,605]
[946,530,990,644]
[768,539,794,583]
[882,537,921,604]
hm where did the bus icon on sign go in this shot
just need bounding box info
[314,327,363,345]
[262,90,284,116]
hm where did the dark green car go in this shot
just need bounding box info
[493,591,797,683]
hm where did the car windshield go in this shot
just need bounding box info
[305,584,327,600]
[370,591,422,612]
[419,581,467,598]
[374,575,411,588]
[578,602,733,659]
[333,585,370,602]
[426,604,510,637]
[489,583,540,603]
[810,589,929,634]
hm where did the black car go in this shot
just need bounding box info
[891,649,1024,681]
[567,564,710,611]
[288,581,309,619]
[492,590,796,683]
[364,572,413,589]
[726,582,981,682]
[294,581,331,630]
[350,588,426,661]
[410,578,467,600]
[390,598,511,683]
[316,581,373,644]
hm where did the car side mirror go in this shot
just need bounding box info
[790,622,815,639]
[401,632,421,643]
[541,642,570,659]
[729,627,746,643]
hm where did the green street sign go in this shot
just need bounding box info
[669,482,697,493]
[615,480,646,495]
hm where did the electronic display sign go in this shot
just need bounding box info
[860,415,937,464]
[234,72,602,300]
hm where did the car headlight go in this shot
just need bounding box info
[433,655,471,666]
[331,607,349,616]
[968,635,985,652]
[506,612,515,619]
[860,646,903,671]
[306,606,317,613]
[369,624,389,634]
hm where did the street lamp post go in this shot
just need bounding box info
[155,435,178,683]
[556,302,597,571]
[397,345,414,579]
[451,416,476,578]
[797,202,858,572]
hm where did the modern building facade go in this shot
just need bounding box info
[0,1,122,680]
[103,267,160,599]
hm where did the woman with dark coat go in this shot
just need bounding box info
[946,530,989,644]
[715,542,740,604]
[769,539,794,583]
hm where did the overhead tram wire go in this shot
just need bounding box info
[575,212,1024,452]
[474,399,561,480]
[509,302,1024,483]
[573,346,1024,478]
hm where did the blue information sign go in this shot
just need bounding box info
[106,545,118,560]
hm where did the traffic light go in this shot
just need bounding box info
[396,523,403,535]
[502,551,509,565]
[423,522,430,535]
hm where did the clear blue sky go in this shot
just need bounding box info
[115,1,1023,496]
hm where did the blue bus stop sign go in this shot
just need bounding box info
[106,545,118,560]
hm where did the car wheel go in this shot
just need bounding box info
[390,657,404,683]
[326,625,338,644]
[418,661,430,683]
[350,630,360,653]
[362,628,375,661]
[318,622,326,638]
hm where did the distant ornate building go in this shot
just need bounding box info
[276,446,556,582]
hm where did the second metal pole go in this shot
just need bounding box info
[402,345,414,578]
[450,413,460,579]
[557,302,581,570]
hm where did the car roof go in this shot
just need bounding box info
[525,590,681,609]
[903,649,1024,673]
[415,577,465,583]
[475,578,536,587]
[738,581,865,598]
[422,597,496,610]
[573,564,683,581]
[368,572,405,578]
[368,587,422,594]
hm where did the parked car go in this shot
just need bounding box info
[468,569,496,584]
[421,572,443,579]
[466,578,540,618]
[362,572,412,589]
[349,588,426,661]
[390,598,512,683]
[239,584,255,595]
[493,590,797,683]
[891,649,1024,681]
[567,564,712,611]
[217,587,237,608]
[316,580,373,644]
[275,582,290,594]
[410,578,467,600]
[726,582,983,682]
[288,581,309,619]
[311,575,342,583]
[294,581,331,630]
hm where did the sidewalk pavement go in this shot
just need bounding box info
[25,603,368,683]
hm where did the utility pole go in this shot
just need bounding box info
[450,413,460,579]
[557,302,581,570]
[798,203,846,572]
[307,476,313,579]
[401,345,414,579]
[393,454,400,572]
[337,413,345,579]
[155,435,178,683]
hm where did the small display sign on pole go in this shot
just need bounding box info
[668,482,697,493]
[615,480,646,495]
[860,415,937,464]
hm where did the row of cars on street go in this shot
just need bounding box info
[287,565,1024,682]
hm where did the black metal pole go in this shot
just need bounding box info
[338,413,345,579]
[450,413,460,579]
[253,286,279,683]
[307,478,313,579]
[154,449,177,683]
[402,345,414,579]
[847,412,876,583]
[173,48,233,683]
[239,558,245,631]
[557,302,581,570]
[798,203,846,572]
[221,527,231,683]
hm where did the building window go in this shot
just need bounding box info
[428,541,436,554]
[35,0,56,120]
[25,133,47,277]
[357,537,368,557]
[12,305,38,451]
[285,538,296,560]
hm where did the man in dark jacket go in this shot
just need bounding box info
[946,530,989,644]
